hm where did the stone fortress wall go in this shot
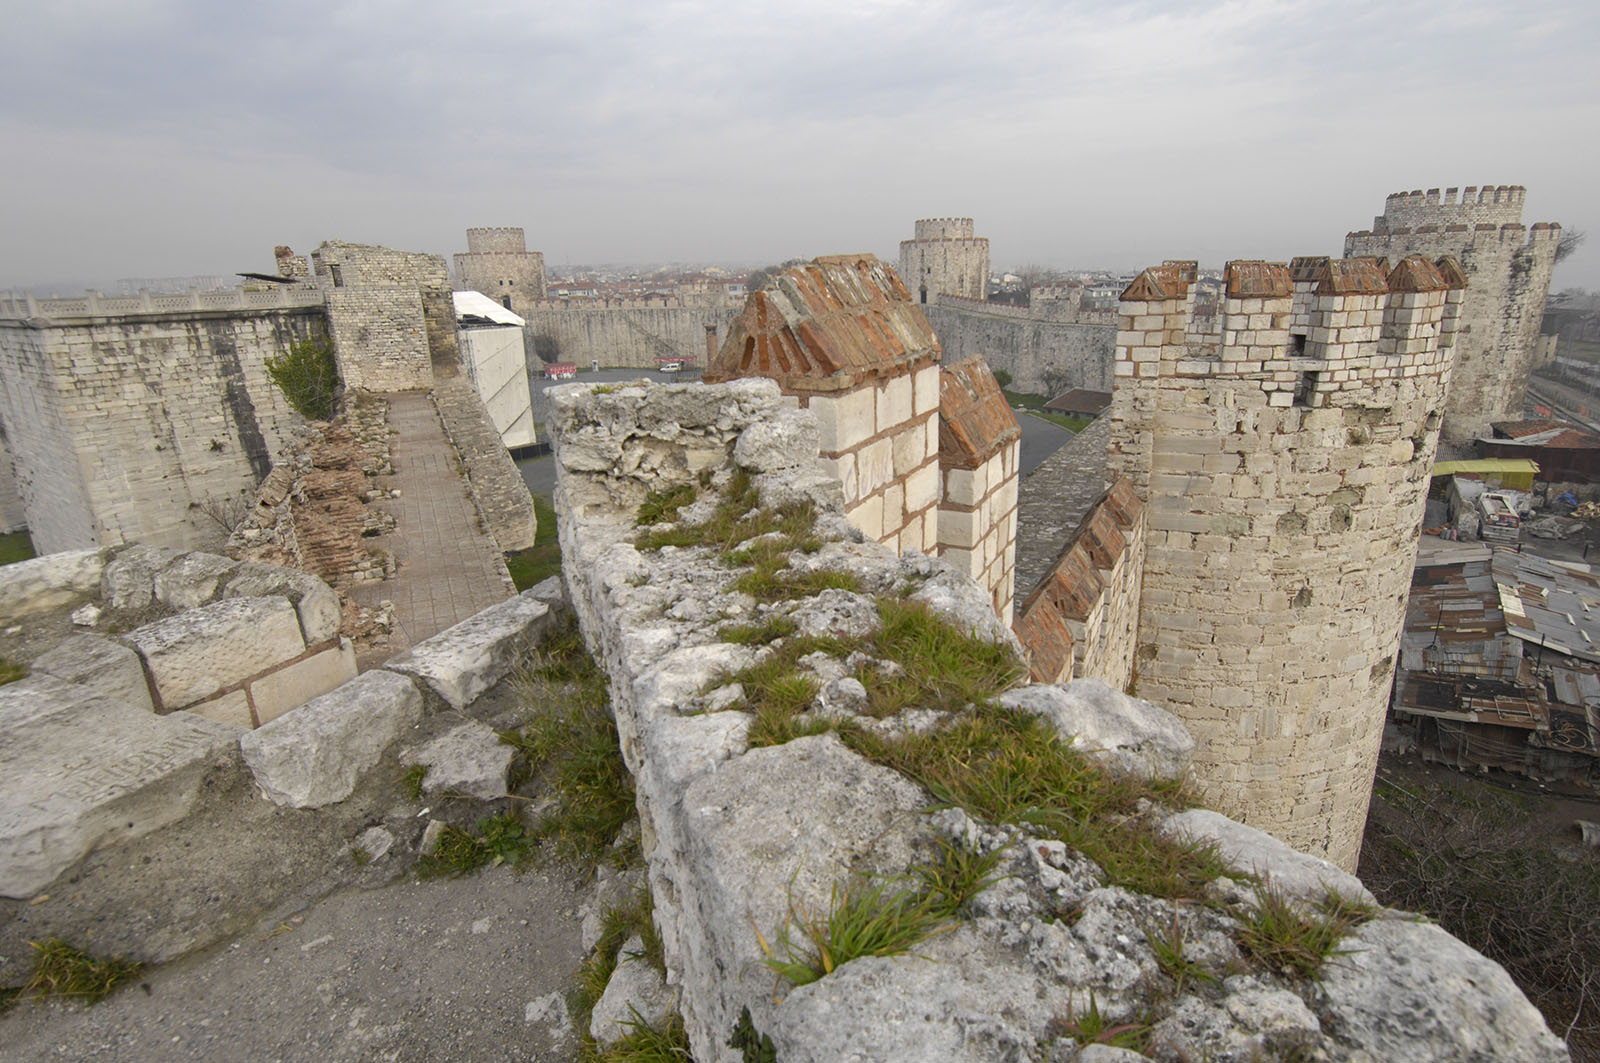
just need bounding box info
[936,356,1022,624]
[519,303,739,370]
[924,293,1115,395]
[1109,256,1461,870]
[0,289,325,553]
[1345,185,1561,442]
[899,216,989,303]
[546,376,1569,1063]
[311,240,459,392]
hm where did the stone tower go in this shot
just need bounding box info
[1345,186,1560,443]
[899,218,989,304]
[453,227,548,310]
[1109,256,1462,870]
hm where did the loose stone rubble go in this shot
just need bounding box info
[550,378,1569,1063]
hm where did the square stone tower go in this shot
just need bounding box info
[899,218,990,304]
[704,255,942,554]
[453,227,549,313]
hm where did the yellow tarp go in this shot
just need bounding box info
[1432,458,1540,492]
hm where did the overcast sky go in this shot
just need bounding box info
[3,0,1597,292]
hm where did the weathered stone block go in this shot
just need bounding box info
[944,465,986,508]
[407,721,514,800]
[905,461,939,514]
[102,544,181,610]
[876,373,913,431]
[127,595,305,710]
[1001,679,1193,781]
[890,424,925,477]
[855,437,894,496]
[223,563,343,644]
[238,668,423,808]
[1160,809,1373,904]
[731,408,820,472]
[384,590,553,710]
[31,633,154,713]
[248,638,359,725]
[189,689,255,729]
[0,549,107,620]
[912,364,940,416]
[0,674,239,897]
[810,387,875,453]
[154,551,239,609]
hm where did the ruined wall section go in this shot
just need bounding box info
[1114,257,1458,871]
[519,304,738,369]
[1013,477,1144,688]
[454,226,548,305]
[431,375,538,553]
[937,357,1021,623]
[312,241,459,390]
[0,302,323,553]
[924,296,1115,395]
[1346,185,1560,442]
[899,217,989,302]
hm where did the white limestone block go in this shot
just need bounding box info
[0,548,107,620]
[1160,808,1373,905]
[845,493,884,544]
[384,591,552,710]
[128,595,304,710]
[101,545,181,610]
[811,388,875,453]
[224,563,343,644]
[1002,679,1194,781]
[189,690,255,729]
[154,551,239,609]
[408,721,514,800]
[239,668,423,809]
[905,461,939,514]
[855,437,894,496]
[944,465,987,508]
[876,374,913,432]
[731,407,820,472]
[248,638,359,725]
[0,674,239,897]
[31,633,155,713]
[912,364,940,416]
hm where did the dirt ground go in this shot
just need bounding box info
[1,863,588,1063]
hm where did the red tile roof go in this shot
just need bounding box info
[939,357,1020,469]
[704,255,939,393]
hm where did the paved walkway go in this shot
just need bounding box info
[1013,414,1110,601]
[351,392,514,659]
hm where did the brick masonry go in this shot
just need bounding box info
[938,357,1022,624]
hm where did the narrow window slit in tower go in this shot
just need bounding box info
[1293,371,1317,407]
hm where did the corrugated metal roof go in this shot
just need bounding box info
[1433,459,1540,477]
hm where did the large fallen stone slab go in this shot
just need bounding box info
[101,544,181,610]
[590,936,677,1044]
[406,722,514,800]
[223,562,343,644]
[0,674,240,898]
[31,633,155,713]
[239,669,423,808]
[124,595,305,710]
[1000,678,1193,781]
[384,591,552,710]
[0,549,108,620]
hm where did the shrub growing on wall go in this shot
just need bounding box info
[266,337,340,421]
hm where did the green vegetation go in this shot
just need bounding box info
[417,812,535,878]
[501,620,636,865]
[575,890,675,1061]
[586,1010,692,1062]
[0,657,26,687]
[1050,991,1149,1052]
[635,483,697,527]
[1232,882,1371,981]
[399,762,428,801]
[716,615,797,647]
[265,336,340,421]
[505,494,561,590]
[1143,912,1220,996]
[757,874,955,988]
[6,939,143,1005]
[0,530,35,567]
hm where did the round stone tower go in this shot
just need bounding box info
[454,227,548,307]
[1345,185,1561,443]
[1108,256,1463,870]
[899,217,990,304]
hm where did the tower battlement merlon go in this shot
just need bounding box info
[464,227,529,255]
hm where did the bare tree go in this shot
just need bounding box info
[1557,228,1587,264]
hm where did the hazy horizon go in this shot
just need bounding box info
[4,1,1597,295]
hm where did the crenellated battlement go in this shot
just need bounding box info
[912,217,976,240]
[1374,184,1527,232]
[1346,221,1559,255]
[464,226,528,254]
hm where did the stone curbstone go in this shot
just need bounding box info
[383,591,553,710]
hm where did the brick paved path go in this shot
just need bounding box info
[351,392,514,658]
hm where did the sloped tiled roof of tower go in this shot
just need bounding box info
[1317,258,1389,295]
[1434,255,1470,289]
[1386,255,1449,293]
[1120,264,1190,301]
[939,357,1020,470]
[1225,261,1294,298]
[705,255,940,393]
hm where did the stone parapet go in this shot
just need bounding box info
[548,377,1568,1063]
[431,375,538,553]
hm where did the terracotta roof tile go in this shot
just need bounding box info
[1434,255,1469,290]
[1225,261,1293,298]
[1317,258,1389,295]
[1013,597,1075,683]
[705,255,939,392]
[940,357,1021,469]
[1386,255,1448,293]
[1290,256,1330,282]
[1120,264,1189,302]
